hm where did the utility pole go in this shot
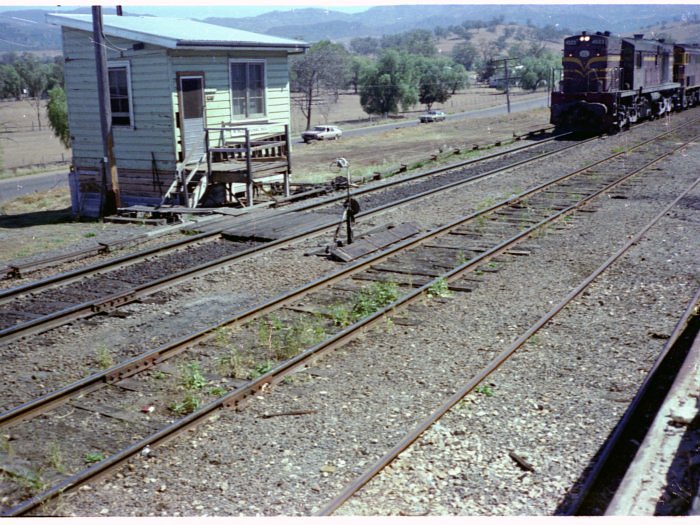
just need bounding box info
[92,5,120,216]
[491,57,520,114]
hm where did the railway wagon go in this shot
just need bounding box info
[551,31,680,131]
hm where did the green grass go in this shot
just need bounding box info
[169,394,201,415]
[475,384,494,397]
[48,442,66,473]
[6,468,47,493]
[217,348,247,378]
[351,280,400,320]
[180,362,206,391]
[84,451,106,464]
[95,344,114,369]
[427,277,453,298]
[257,314,327,360]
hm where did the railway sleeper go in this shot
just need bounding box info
[91,291,137,314]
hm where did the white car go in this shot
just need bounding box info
[301,125,342,143]
[419,110,447,123]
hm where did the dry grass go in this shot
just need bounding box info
[291,104,550,184]
[0,187,84,262]
[0,99,71,177]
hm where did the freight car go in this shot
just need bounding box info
[550,31,700,132]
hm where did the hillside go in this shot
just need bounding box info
[1,4,699,53]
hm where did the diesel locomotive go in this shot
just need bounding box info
[550,31,700,132]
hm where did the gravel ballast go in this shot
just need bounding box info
[19,116,699,516]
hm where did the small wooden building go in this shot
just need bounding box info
[47,13,308,217]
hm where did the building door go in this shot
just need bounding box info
[178,74,206,163]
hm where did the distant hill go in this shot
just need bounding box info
[0,7,118,53]
[204,4,700,41]
[1,4,699,53]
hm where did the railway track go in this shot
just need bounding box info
[3,109,699,347]
[0,130,588,345]
[2,116,699,516]
[0,128,555,284]
[319,189,700,516]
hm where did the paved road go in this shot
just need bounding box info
[337,94,549,140]
[0,168,70,205]
[0,94,549,204]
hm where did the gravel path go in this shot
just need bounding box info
[22,116,698,516]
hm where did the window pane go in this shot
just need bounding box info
[181,77,203,119]
[230,63,247,116]
[108,66,130,126]
[249,64,264,114]
[230,62,265,117]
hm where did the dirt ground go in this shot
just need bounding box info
[291,104,550,183]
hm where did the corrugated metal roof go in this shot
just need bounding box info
[46,13,308,51]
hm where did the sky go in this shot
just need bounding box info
[2,0,695,20]
[0,2,372,19]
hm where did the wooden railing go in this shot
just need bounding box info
[160,123,292,209]
[205,122,291,207]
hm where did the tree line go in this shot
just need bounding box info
[291,24,564,129]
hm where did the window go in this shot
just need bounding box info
[108,62,133,126]
[230,61,265,118]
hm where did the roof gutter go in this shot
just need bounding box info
[176,41,308,54]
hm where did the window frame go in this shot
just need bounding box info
[228,59,267,120]
[107,60,134,128]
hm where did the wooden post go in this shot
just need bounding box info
[245,128,253,206]
[92,6,121,215]
[284,124,291,197]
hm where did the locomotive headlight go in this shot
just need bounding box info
[579,35,590,42]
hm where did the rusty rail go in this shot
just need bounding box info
[4,125,697,516]
[317,175,700,516]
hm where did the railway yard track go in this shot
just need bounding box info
[1,111,699,516]
[0,130,585,345]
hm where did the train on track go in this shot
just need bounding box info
[550,31,700,132]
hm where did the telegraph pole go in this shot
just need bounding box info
[92,5,121,215]
[491,57,520,114]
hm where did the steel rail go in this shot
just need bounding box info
[0,229,218,304]
[0,133,590,345]
[317,174,700,517]
[4,133,695,517]
[0,131,570,290]
[2,125,695,428]
[560,285,700,515]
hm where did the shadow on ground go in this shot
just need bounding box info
[0,207,76,228]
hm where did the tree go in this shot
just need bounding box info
[14,53,50,129]
[350,36,380,56]
[47,85,71,148]
[359,50,419,116]
[0,64,22,99]
[349,55,372,95]
[434,26,449,39]
[417,57,468,109]
[452,41,479,71]
[517,52,560,91]
[290,40,350,130]
[381,29,437,57]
